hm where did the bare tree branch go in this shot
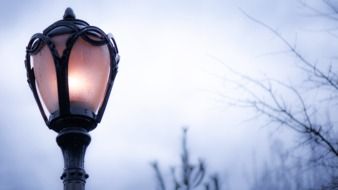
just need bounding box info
[151,129,222,190]
[151,162,167,190]
[240,8,338,95]
[225,9,338,160]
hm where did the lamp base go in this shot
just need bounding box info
[56,127,91,190]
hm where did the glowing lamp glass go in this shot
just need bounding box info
[68,37,110,113]
[32,44,59,114]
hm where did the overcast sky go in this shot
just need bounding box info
[0,0,334,189]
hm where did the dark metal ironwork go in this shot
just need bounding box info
[25,8,120,190]
[25,7,119,132]
[57,127,90,190]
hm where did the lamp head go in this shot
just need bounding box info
[25,8,120,132]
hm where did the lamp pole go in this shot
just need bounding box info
[57,128,91,190]
[25,8,119,190]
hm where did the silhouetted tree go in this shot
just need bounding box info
[151,128,223,190]
[219,1,338,189]
[249,138,338,190]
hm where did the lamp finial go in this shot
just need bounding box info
[64,7,76,20]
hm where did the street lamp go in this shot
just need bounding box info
[25,8,119,190]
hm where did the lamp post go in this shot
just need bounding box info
[25,8,119,190]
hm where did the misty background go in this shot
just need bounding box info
[0,0,336,189]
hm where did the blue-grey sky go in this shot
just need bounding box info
[0,0,334,189]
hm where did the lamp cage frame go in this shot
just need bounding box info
[25,8,120,132]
